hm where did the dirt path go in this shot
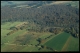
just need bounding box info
[61,36,72,51]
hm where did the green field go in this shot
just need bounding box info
[1,22,22,29]
[1,22,53,52]
[64,36,79,51]
[1,22,23,41]
[44,32,79,51]
[1,22,79,52]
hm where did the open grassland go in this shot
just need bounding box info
[1,22,79,52]
[44,32,70,51]
[20,46,39,52]
[1,22,22,29]
[39,49,53,52]
[27,31,54,45]
[1,44,26,52]
[1,29,12,37]
[39,32,53,39]
[1,22,28,43]
[1,22,27,43]
[1,22,53,52]
[1,29,27,43]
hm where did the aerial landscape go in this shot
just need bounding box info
[1,1,79,52]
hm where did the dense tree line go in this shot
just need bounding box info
[1,5,79,37]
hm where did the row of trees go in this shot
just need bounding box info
[7,29,17,35]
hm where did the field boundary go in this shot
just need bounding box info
[61,35,72,51]
[43,32,63,45]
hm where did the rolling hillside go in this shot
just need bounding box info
[1,1,79,52]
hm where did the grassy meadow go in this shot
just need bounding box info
[1,22,79,52]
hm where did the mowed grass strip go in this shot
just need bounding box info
[61,36,72,51]
[44,32,70,51]
[61,35,79,51]
[65,36,79,51]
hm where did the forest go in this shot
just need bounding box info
[1,4,79,38]
[1,1,79,52]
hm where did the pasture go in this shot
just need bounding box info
[1,22,53,52]
[44,32,71,51]
[44,32,79,51]
[1,22,79,52]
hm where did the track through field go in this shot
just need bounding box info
[61,36,72,51]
